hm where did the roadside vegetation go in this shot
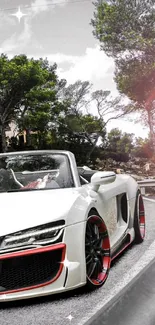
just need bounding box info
[0,53,153,171]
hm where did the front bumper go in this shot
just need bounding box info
[0,221,87,302]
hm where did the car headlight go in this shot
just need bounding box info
[1,222,65,249]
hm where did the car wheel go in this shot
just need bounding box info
[85,213,111,290]
[134,192,145,244]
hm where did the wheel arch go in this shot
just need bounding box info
[126,176,140,201]
[126,178,141,228]
[133,190,145,243]
[88,207,100,217]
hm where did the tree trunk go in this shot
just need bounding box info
[86,135,99,163]
[0,124,7,153]
[26,129,31,146]
[38,132,44,149]
[147,109,155,154]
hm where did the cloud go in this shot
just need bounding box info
[0,11,16,28]
[0,18,32,54]
[30,0,69,16]
[107,118,149,138]
[0,34,17,54]
[48,46,117,92]
[31,0,49,15]
[17,19,32,46]
[0,0,72,56]
[42,53,79,64]
[28,45,117,92]
[51,0,69,7]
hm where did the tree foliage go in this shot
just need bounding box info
[105,128,134,161]
[91,0,155,150]
[91,0,155,57]
[131,137,152,158]
[115,53,155,104]
[1,53,147,165]
[56,80,106,162]
[0,54,67,152]
[58,80,127,162]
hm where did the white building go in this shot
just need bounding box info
[5,122,18,139]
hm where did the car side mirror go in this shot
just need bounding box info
[90,171,116,192]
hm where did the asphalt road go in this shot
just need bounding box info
[0,199,155,325]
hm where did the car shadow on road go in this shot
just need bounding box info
[0,282,96,310]
[0,288,87,310]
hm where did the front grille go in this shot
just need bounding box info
[0,248,63,292]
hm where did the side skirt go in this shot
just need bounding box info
[111,234,131,261]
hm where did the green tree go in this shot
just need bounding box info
[17,79,67,149]
[91,0,155,150]
[60,80,126,162]
[105,128,134,161]
[115,53,155,149]
[131,137,152,158]
[60,80,106,162]
[54,112,105,164]
[91,0,155,57]
[0,54,65,152]
[51,104,105,164]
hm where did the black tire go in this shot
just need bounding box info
[85,212,111,290]
[134,191,145,244]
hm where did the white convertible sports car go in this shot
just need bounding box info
[0,150,145,301]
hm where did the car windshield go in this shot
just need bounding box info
[0,152,74,192]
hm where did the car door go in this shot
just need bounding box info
[95,175,129,247]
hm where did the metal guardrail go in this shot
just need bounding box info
[137,179,155,195]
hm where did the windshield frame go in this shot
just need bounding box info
[0,150,81,192]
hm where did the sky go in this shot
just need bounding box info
[0,0,149,138]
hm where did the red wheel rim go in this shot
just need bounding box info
[85,215,111,286]
[138,195,145,239]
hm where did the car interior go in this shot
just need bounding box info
[77,167,97,185]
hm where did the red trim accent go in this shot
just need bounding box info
[0,244,65,259]
[139,195,145,239]
[111,236,131,261]
[0,243,66,295]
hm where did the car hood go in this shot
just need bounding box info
[0,188,82,236]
